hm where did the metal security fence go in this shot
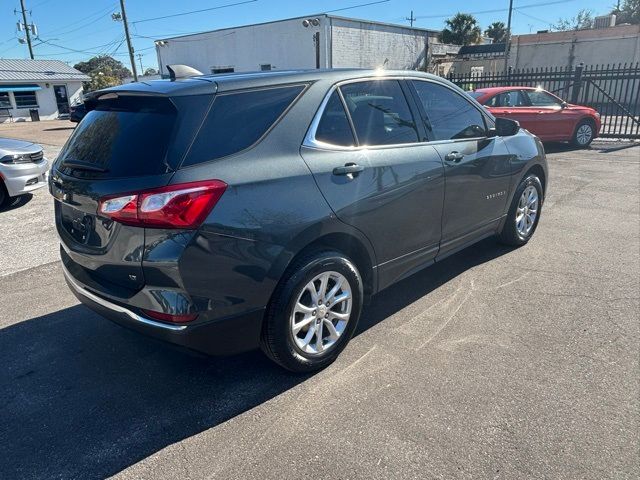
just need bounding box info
[447,63,640,139]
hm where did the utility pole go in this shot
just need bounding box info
[405,10,416,27]
[503,0,514,74]
[19,0,34,59]
[119,0,138,81]
[137,53,144,75]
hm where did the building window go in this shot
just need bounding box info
[0,92,10,108]
[211,66,234,74]
[260,64,272,71]
[13,90,39,108]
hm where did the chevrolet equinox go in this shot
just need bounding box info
[50,69,548,372]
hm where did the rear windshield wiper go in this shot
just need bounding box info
[62,161,109,173]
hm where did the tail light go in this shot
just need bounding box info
[98,180,227,229]
[141,309,198,323]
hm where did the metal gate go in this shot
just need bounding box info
[447,63,640,139]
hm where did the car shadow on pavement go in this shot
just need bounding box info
[543,142,585,153]
[0,238,511,479]
[0,193,33,212]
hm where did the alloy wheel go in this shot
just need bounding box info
[515,185,539,237]
[576,124,593,145]
[290,271,352,355]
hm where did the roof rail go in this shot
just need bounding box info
[166,64,203,80]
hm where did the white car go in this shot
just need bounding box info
[0,138,49,206]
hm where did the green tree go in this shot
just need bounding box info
[73,56,131,92]
[438,13,482,45]
[553,9,594,31]
[143,67,158,76]
[612,0,640,24]
[484,21,507,43]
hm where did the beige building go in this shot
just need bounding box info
[448,23,640,75]
[510,23,640,70]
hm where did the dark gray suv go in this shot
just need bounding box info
[50,69,548,372]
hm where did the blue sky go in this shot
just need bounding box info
[0,0,611,72]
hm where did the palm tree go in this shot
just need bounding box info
[438,13,482,45]
[485,21,507,43]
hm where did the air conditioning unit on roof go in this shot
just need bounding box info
[594,14,616,29]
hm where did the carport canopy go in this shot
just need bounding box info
[0,84,42,92]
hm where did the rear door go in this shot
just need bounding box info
[487,89,539,131]
[300,79,445,287]
[51,93,209,294]
[409,80,512,255]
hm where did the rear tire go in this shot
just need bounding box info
[261,251,363,373]
[498,174,543,246]
[571,119,595,148]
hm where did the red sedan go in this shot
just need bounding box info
[470,87,601,148]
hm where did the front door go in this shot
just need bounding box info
[300,80,445,288]
[522,89,571,139]
[409,80,512,255]
[53,85,69,115]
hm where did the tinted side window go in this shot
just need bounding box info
[412,81,487,140]
[487,90,527,107]
[183,85,304,166]
[525,90,562,107]
[315,91,356,147]
[340,80,419,146]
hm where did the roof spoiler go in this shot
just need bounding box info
[166,64,203,80]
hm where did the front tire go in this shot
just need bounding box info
[571,119,595,148]
[498,174,543,246]
[261,251,363,373]
[0,181,8,208]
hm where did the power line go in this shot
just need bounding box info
[0,37,17,46]
[39,4,117,36]
[514,9,554,26]
[323,0,390,14]
[415,0,577,20]
[132,31,224,42]
[30,38,123,56]
[132,0,258,25]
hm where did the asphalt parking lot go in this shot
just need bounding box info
[0,129,638,478]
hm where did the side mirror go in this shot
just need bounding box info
[560,101,568,109]
[494,117,520,137]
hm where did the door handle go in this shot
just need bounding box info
[333,163,364,176]
[444,151,464,163]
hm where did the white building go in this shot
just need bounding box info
[0,59,89,122]
[154,15,439,76]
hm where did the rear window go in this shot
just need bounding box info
[182,85,304,167]
[315,91,356,147]
[58,96,176,178]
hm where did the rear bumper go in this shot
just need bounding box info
[62,261,264,356]
[0,159,49,197]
